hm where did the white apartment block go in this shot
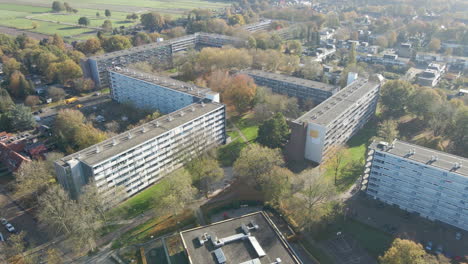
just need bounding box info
[81,33,244,88]
[365,140,468,231]
[55,70,226,199]
[286,78,380,163]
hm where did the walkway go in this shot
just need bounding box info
[231,122,250,144]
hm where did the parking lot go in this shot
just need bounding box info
[347,195,467,260]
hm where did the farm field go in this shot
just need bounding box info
[0,0,228,39]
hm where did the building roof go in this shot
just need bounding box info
[371,140,468,177]
[180,212,302,264]
[242,69,337,92]
[89,33,243,61]
[110,68,216,99]
[57,101,223,167]
[296,78,379,125]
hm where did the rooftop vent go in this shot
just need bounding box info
[201,102,205,107]
[407,149,416,156]
[128,132,133,139]
[430,155,438,162]
[112,139,118,146]
[167,116,174,122]
[154,121,160,127]
[96,146,101,153]
[180,111,185,117]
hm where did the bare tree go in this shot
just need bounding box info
[259,166,293,208]
[45,248,63,264]
[37,185,77,235]
[14,160,54,200]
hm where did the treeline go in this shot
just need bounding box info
[378,80,468,157]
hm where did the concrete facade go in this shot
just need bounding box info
[364,140,468,231]
[55,70,226,199]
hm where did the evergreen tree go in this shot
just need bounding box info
[257,113,290,149]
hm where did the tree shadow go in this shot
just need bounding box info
[337,160,364,192]
[397,117,427,140]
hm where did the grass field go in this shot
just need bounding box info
[108,178,170,220]
[324,120,377,192]
[0,0,227,39]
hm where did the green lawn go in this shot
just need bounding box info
[0,4,50,13]
[108,178,170,220]
[324,120,377,192]
[231,113,260,142]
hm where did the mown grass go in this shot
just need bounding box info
[324,120,377,192]
[108,178,170,220]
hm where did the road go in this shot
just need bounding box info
[37,93,111,125]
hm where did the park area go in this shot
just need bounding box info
[0,0,229,40]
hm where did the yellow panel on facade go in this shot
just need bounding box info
[309,130,319,138]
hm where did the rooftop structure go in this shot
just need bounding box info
[180,212,302,264]
[371,140,467,177]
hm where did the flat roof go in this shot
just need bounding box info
[180,212,302,264]
[243,69,336,92]
[296,78,379,125]
[371,140,468,177]
[58,101,223,167]
[110,68,216,98]
[89,33,243,61]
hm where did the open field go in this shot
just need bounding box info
[0,0,228,39]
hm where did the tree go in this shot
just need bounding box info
[9,70,32,98]
[451,109,468,156]
[186,157,223,197]
[14,160,54,200]
[73,78,95,92]
[224,74,257,113]
[5,231,27,259]
[301,60,323,80]
[104,9,111,17]
[0,88,13,113]
[285,40,302,55]
[45,248,62,264]
[76,37,102,54]
[408,88,443,121]
[9,104,36,131]
[294,169,335,231]
[375,36,388,48]
[48,86,66,101]
[233,144,284,188]
[102,20,112,32]
[96,12,100,17]
[141,12,165,31]
[31,22,38,29]
[79,184,124,225]
[259,166,293,207]
[78,17,90,27]
[379,239,426,264]
[380,80,414,117]
[102,35,132,52]
[324,145,349,185]
[132,32,152,46]
[38,185,77,235]
[25,95,40,106]
[155,169,196,217]
[164,26,186,38]
[428,38,441,52]
[47,59,82,84]
[64,2,72,12]
[126,13,138,21]
[52,1,65,12]
[51,34,66,50]
[377,120,399,143]
[228,14,245,25]
[257,113,290,149]
[2,57,21,77]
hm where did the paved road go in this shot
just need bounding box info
[36,94,111,125]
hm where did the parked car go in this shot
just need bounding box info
[455,232,462,240]
[425,241,433,251]
[5,223,15,233]
[0,218,7,225]
[0,232,4,242]
[435,245,443,255]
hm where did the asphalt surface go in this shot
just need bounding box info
[0,186,49,247]
[36,94,111,126]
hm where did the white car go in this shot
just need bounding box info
[455,232,462,240]
[0,218,7,225]
[0,232,4,241]
[5,223,15,233]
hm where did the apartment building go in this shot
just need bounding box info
[242,19,272,32]
[242,70,339,105]
[286,78,380,163]
[55,70,226,199]
[109,68,219,113]
[364,140,468,231]
[81,33,244,88]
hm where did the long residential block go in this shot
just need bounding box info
[364,140,468,231]
[286,78,380,163]
[81,33,244,88]
[242,69,339,105]
[55,70,226,199]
